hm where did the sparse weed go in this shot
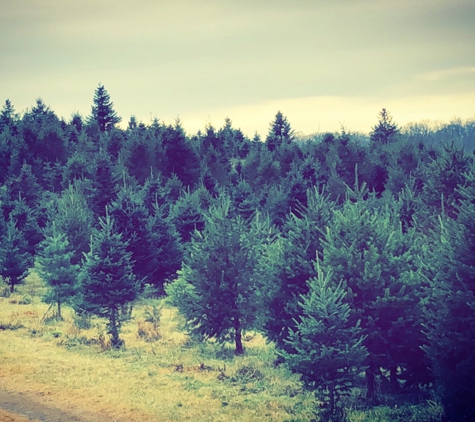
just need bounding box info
[0,312,24,330]
[346,400,445,422]
[72,311,92,330]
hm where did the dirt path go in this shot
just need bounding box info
[0,389,106,422]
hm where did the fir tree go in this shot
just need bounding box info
[321,195,425,401]
[370,108,399,145]
[89,84,121,132]
[53,184,94,265]
[0,99,19,134]
[281,264,368,419]
[265,187,332,351]
[266,111,293,152]
[146,204,183,294]
[0,218,31,293]
[169,188,206,243]
[167,197,281,354]
[422,164,475,421]
[78,213,138,348]
[91,149,117,216]
[108,183,154,288]
[20,99,68,171]
[37,225,79,319]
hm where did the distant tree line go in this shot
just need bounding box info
[1,84,474,420]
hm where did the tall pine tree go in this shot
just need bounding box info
[89,84,121,132]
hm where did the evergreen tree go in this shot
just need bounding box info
[91,149,117,216]
[141,172,170,214]
[420,143,471,218]
[89,84,121,132]
[169,188,207,243]
[0,218,31,293]
[0,99,19,134]
[6,163,42,209]
[167,197,281,354]
[265,187,332,350]
[109,184,153,288]
[53,184,94,265]
[37,225,79,319]
[146,204,183,294]
[78,213,138,348]
[161,120,200,187]
[20,99,68,173]
[266,111,293,152]
[321,195,425,401]
[370,108,399,145]
[422,164,475,421]
[281,264,368,419]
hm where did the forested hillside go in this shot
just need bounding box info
[1,85,475,421]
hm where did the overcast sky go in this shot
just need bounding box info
[1,0,474,137]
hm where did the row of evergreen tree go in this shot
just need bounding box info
[0,85,474,420]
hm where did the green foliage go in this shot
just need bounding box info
[370,108,399,145]
[421,165,475,421]
[169,196,281,354]
[89,84,121,132]
[265,187,332,350]
[0,218,31,293]
[146,204,183,294]
[169,188,207,243]
[266,111,294,152]
[37,224,79,319]
[281,264,368,419]
[52,183,94,265]
[321,196,426,400]
[78,214,138,348]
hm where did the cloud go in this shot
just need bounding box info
[417,66,475,81]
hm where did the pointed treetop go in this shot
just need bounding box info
[370,108,399,144]
[90,84,121,132]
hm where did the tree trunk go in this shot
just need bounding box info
[234,318,244,355]
[390,366,398,389]
[366,363,377,403]
[57,300,62,320]
[109,309,122,349]
[329,384,335,418]
[10,278,15,293]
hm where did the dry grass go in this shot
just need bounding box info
[0,273,319,421]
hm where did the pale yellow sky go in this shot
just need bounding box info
[1,0,474,136]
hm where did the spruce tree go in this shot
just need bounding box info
[37,225,79,319]
[90,84,121,132]
[53,183,94,265]
[167,197,281,354]
[370,108,399,145]
[146,204,183,295]
[91,149,117,216]
[281,264,368,419]
[265,187,332,351]
[422,163,475,421]
[0,99,19,134]
[266,111,293,152]
[78,213,138,348]
[169,188,206,243]
[321,196,425,401]
[108,184,154,288]
[0,218,31,293]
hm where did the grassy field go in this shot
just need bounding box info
[0,272,320,421]
[0,273,445,422]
